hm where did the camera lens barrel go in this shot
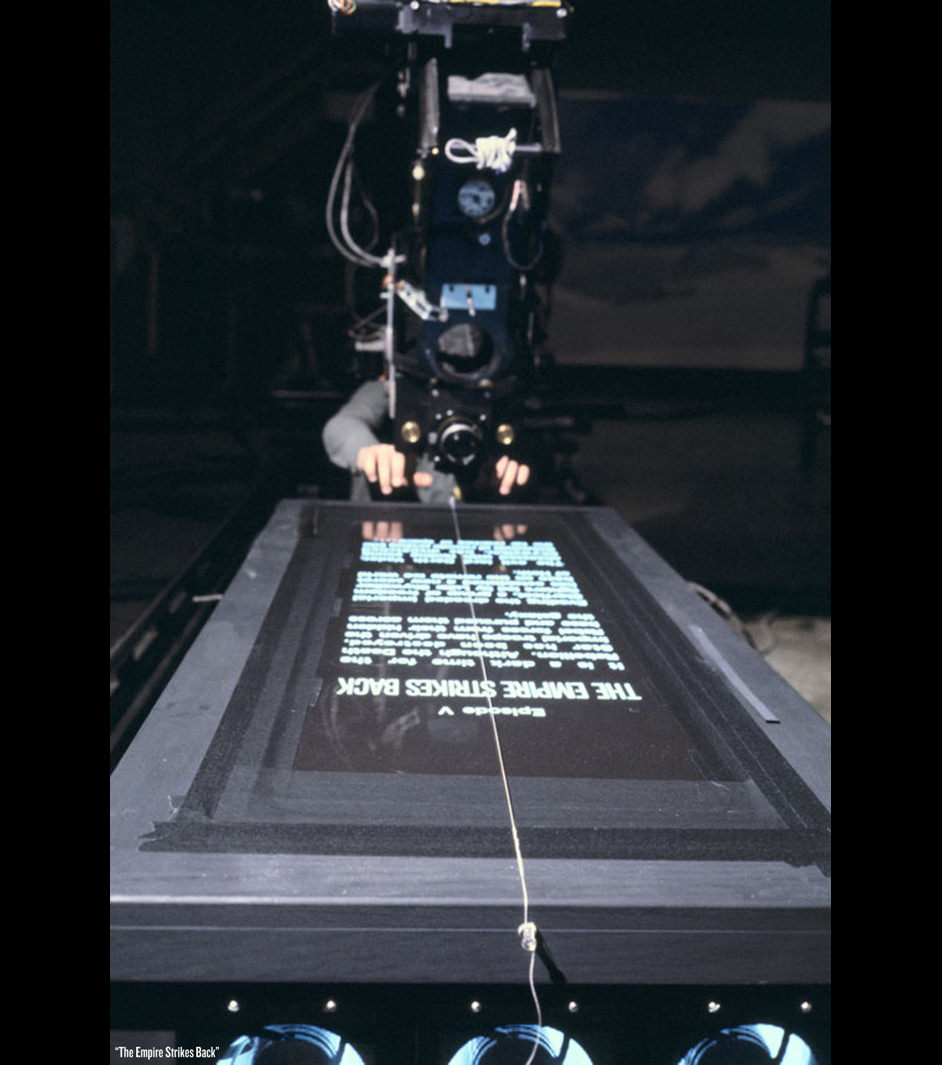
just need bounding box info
[437,417,484,467]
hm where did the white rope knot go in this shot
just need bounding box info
[518,921,538,953]
[445,128,518,173]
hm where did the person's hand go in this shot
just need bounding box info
[495,454,530,496]
[361,520,403,542]
[356,444,434,496]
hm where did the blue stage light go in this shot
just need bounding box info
[216,1024,367,1065]
[446,1024,595,1065]
[676,1024,818,1065]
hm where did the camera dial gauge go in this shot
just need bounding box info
[457,177,497,219]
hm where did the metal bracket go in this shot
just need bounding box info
[393,279,450,321]
[441,283,498,314]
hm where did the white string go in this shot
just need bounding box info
[444,127,518,173]
[448,496,543,1065]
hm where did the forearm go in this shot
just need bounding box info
[322,381,388,471]
[323,412,380,470]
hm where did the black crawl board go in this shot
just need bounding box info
[136,502,829,868]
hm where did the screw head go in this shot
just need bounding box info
[401,420,422,445]
[495,423,515,446]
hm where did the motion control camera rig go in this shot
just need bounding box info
[325,0,570,486]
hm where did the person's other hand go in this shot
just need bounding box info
[495,454,530,496]
[356,444,434,495]
[493,522,528,543]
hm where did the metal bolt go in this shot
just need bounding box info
[401,420,422,445]
[495,423,515,446]
[567,1000,580,1014]
[707,1001,722,1014]
[226,1000,240,1014]
[470,1000,483,1014]
[324,998,338,1014]
[800,1000,813,1014]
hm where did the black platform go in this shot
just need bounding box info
[111,499,829,990]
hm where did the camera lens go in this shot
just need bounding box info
[439,418,483,466]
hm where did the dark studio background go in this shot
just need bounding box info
[110,0,830,711]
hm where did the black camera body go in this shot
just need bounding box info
[332,1,568,482]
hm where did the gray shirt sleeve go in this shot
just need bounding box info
[322,377,457,502]
[322,379,390,471]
